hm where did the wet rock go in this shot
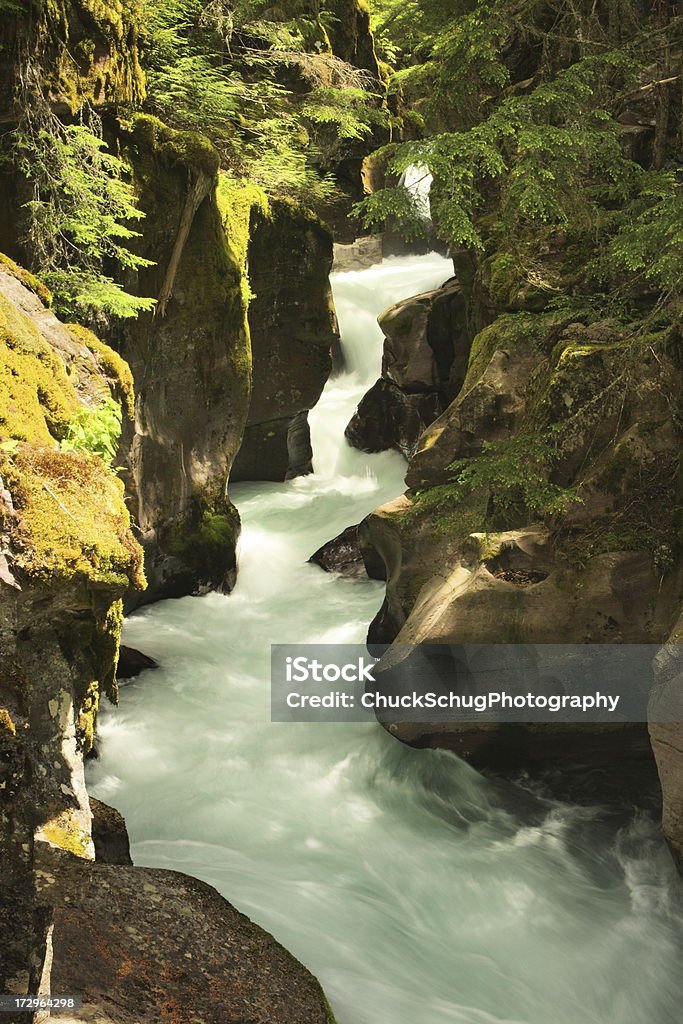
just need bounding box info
[117,646,158,679]
[346,279,469,457]
[51,865,336,1024]
[345,379,441,458]
[90,800,133,866]
[309,525,366,577]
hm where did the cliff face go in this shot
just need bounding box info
[0,260,144,1004]
[359,269,683,853]
[0,0,145,121]
[114,118,339,597]
[114,116,248,605]
[231,200,338,482]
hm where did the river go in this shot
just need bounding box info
[89,252,683,1024]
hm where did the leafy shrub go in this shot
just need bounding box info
[60,397,123,465]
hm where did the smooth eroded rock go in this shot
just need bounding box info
[345,378,441,458]
[231,201,338,482]
[346,279,469,458]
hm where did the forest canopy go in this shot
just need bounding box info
[1,0,682,320]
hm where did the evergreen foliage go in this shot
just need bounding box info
[143,0,387,200]
[6,69,155,320]
[362,0,683,306]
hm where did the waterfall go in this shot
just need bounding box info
[401,163,434,223]
[89,253,683,1024]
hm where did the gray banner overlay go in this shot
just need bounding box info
[271,644,683,723]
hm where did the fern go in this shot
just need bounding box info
[60,397,123,465]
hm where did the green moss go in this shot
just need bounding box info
[462,312,538,393]
[216,173,270,272]
[67,324,135,419]
[77,679,100,752]
[485,253,521,308]
[38,809,91,859]
[403,484,489,538]
[0,292,77,444]
[1,446,145,589]
[0,253,52,307]
[129,114,220,178]
[123,114,252,444]
[40,0,146,111]
[0,708,16,735]
[167,506,240,583]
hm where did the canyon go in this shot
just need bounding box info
[1,1,682,1021]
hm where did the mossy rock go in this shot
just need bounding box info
[67,324,135,419]
[462,311,549,393]
[216,173,270,269]
[0,254,52,307]
[2,446,144,589]
[38,0,146,112]
[0,292,77,445]
[166,504,240,590]
[127,114,221,180]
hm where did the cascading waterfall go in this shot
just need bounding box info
[89,253,683,1024]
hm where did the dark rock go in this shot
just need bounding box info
[309,525,366,577]
[231,201,338,482]
[346,280,470,457]
[117,646,158,679]
[324,0,381,79]
[309,522,388,580]
[90,799,133,866]
[345,378,442,458]
[51,865,336,1024]
[118,117,249,606]
[379,278,468,397]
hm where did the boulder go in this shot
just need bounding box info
[345,379,441,458]
[90,799,133,866]
[51,865,336,1024]
[346,279,469,457]
[117,645,158,679]
[309,525,366,577]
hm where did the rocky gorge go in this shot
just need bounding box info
[1,1,683,1022]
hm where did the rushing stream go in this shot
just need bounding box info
[89,254,683,1024]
